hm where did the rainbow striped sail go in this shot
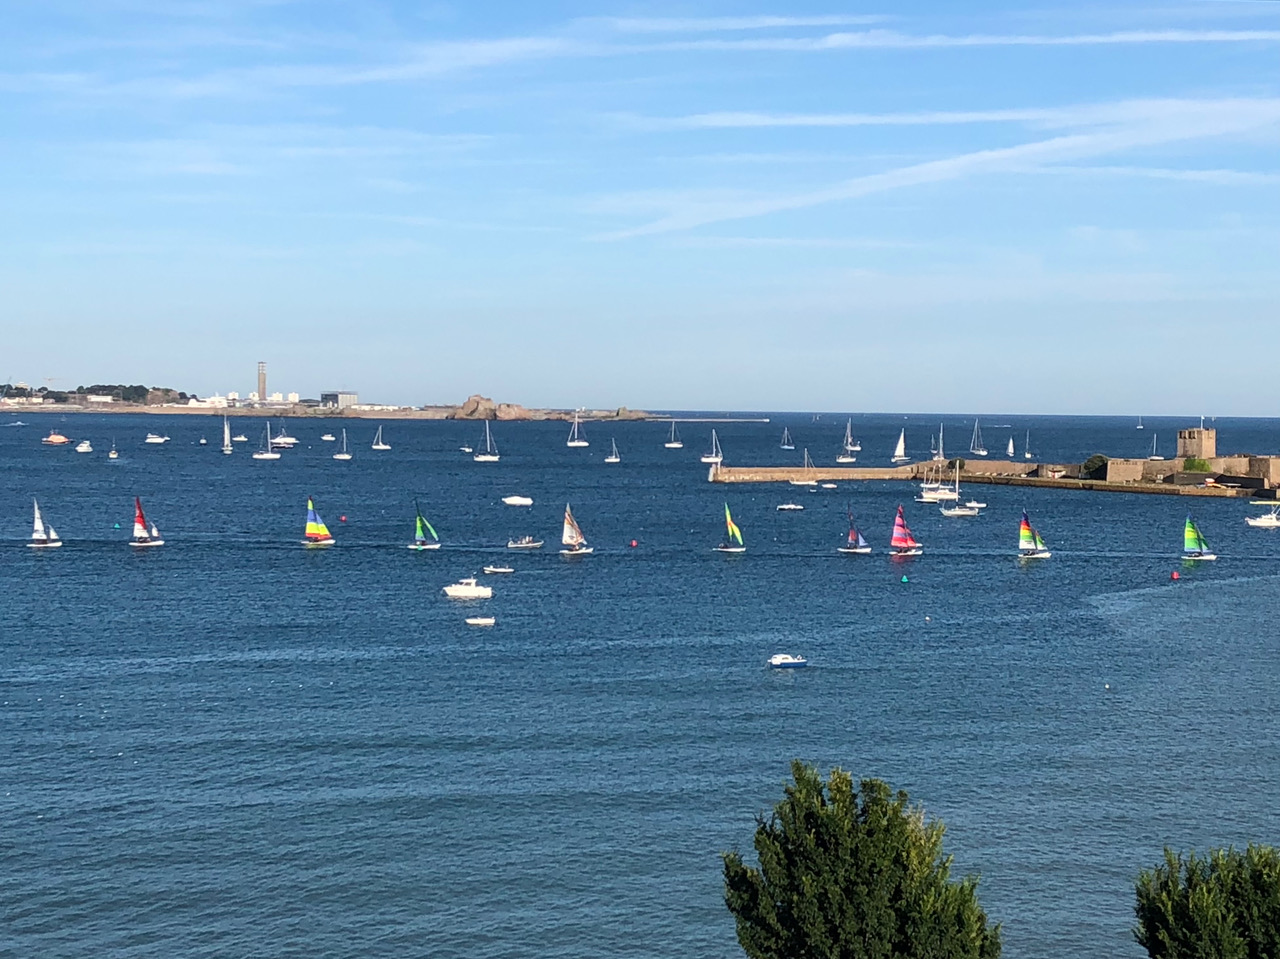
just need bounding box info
[1018,510,1049,556]
[303,497,334,546]
[724,503,743,546]
[890,505,920,551]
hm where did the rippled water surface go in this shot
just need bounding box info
[4,412,1280,957]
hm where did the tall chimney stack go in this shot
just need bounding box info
[257,361,267,401]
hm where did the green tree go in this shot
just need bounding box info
[1082,454,1109,479]
[1135,845,1280,959]
[723,762,1001,959]
[1183,458,1211,473]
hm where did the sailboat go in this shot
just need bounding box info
[605,438,621,464]
[701,429,723,464]
[1006,435,1015,458]
[560,503,593,555]
[664,420,683,449]
[891,429,909,464]
[252,422,281,460]
[1182,515,1216,561]
[371,425,391,451]
[780,427,795,451]
[332,428,352,461]
[28,499,62,548]
[302,497,335,547]
[474,422,500,462]
[567,413,589,448]
[1136,416,1144,430]
[837,508,871,554]
[1017,510,1051,558]
[714,502,746,553]
[130,497,164,547]
[1148,434,1164,461]
[221,416,233,455]
[932,423,946,462]
[969,419,988,456]
[789,449,819,486]
[836,419,858,463]
[889,505,922,556]
[407,500,441,550]
[1023,430,1033,460]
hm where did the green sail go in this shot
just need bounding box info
[1184,516,1206,553]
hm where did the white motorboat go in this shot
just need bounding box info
[75,439,93,453]
[940,504,980,517]
[371,425,391,451]
[605,438,621,463]
[28,499,62,548]
[964,499,987,509]
[502,495,533,506]
[474,422,500,462]
[107,441,119,460]
[459,445,473,453]
[232,433,249,443]
[566,413,589,448]
[1246,507,1280,528]
[320,433,336,442]
[768,654,807,669]
[482,565,514,575]
[270,423,298,449]
[664,420,683,449]
[776,503,804,511]
[507,536,544,549]
[144,433,170,444]
[198,437,207,446]
[332,428,352,461]
[820,482,837,489]
[443,577,492,599]
[465,616,496,627]
[700,429,723,465]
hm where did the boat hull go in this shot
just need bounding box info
[604,456,620,463]
[891,456,910,464]
[567,441,589,448]
[663,442,683,449]
[465,617,496,626]
[473,454,500,463]
[713,546,746,553]
[1018,549,1052,559]
[483,566,514,575]
[332,454,352,461]
[444,588,492,598]
[302,538,335,548]
[407,542,441,550]
[1246,516,1280,528]
[560,547,593,556]
[130,540,164,548]
[507,540,544,549]
[28,541,63,548]
[700,455,722,464]
[890,547,922,557]
[1182,552,1217,561]
[837,546,872,554]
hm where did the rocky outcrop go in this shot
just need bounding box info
[496,403,534,420]
[454,394,498,420]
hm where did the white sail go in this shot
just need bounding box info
[843,419,854,452]
[1007,436,1015,457]
[133,516,148,540]
[933,423,946,461]
[969,419,987,455]
[221,416,232,454]
[32,499,47,541]
[562,504,585,546]
[567,413,589,447]
[46,524,59,542]
[892,429,907,461]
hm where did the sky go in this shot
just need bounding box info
[2,1,1278,414]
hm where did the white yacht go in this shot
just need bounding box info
[1246,507,1280,528]
[605,438,621,463]
[270,423,298,449]
[474,422,500,462]
[507,535,544,549]
[836,419,858,463]
[144,433,170,444]
[664,420,683,449]
[332,429,352,461]
[252,422,281,460]
[371,425,391,451]
[74,439,93,453]
[465,616,496,627]
[443,577,492,599]
[502,495,533,506]
[968,419,988,457]
[768,654,807,669]
[700,429,723,465]
[482,565,514,575]
[566,413,589,448]
[320,433,336,442]
[221,417,233,455]
[28,499,62,548]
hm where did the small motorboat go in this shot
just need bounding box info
[41,430,71,445]
[198,437,208,446]
[776,503,804,511]
[483,565,514,575]
[232,433,249,443]
[964,500,987,509]
[1246,507,1280,528]
[459,445,473,453]
[507,536,544,549]
[768,654,807,669]
[320,433,336,442]
[74,439,93,453]
[940,504,981,517]
[144,433,170,444]
[502,495,533,506]
[465,616,496,627]
[820,483,837,489]
[443,577,492,599]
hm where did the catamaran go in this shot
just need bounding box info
[29,499,62,548]
[567,413,589,448]
[714,503,746,553]
[371,426,391,451]
[221,416,233,455]
[836,419,858,463]
[474,422,500,462]
[837,509,871,554]
[407,500,440,550]
[1017,511,1051,558]
[789,449,819,486]
[252,422,281,460]
[664,420,683,449]
[891,428,909,464]
[605,438,621,464]
[701,429,723,465]
[1182,515,1216,561]
[780,427,795,451]
[332,428,352,461]
[889,505,922,556]
[969,419,988,457]
[302,497,335,547]
[130,497,164,547]
[1006,435,1015,458]
[560,504,593,555]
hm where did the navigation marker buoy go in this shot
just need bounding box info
[630,539,638,548]
[340,515,347,523]
[1171,570,1180,581]
[900,575,909,584]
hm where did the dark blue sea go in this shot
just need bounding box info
[4,411,1280,958]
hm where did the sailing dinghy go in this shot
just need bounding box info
[408,500,441,550]
[889,505,922,556]
[29,499,62,548]
[1182,515,1216,561]
[302,497,335,547]
[891,428,909,464]
[837,509,871,554]
[1017,510,1051,558]
[567,413,589,448]
[714,503,746,553]
[130,497,164,547]
[701,429,723,465]
[560,504,593,555]
[474,422,500,462]
[836,419,858,463]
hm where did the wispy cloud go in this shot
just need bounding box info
[596,15,888,33]
[1039,165,1280,185]
[597,98,1280,237]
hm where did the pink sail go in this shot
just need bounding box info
[890,505,919,549]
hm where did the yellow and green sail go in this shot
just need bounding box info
[724,503,743,546]
[414,500,438,544]
[1184,515,1209,554]
[305,497,333,542]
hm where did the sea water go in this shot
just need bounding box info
[3,412,1280,957]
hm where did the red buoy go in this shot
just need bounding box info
[630,539,638,548]
[1171,570,1180,580]
[340,515,348,523]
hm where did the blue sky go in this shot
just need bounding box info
[2,1,1278,413]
